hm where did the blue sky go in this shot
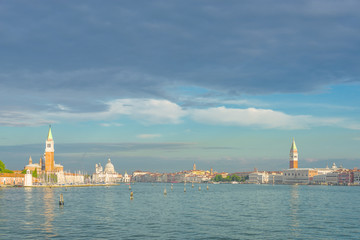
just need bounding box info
[0,0,359,173]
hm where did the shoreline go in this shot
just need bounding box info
[1,183,120,188]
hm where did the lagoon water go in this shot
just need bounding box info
[1,184,359,239]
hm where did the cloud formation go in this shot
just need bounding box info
[1,98,359,130]
[190,107,358,130]
[1,0,359,100]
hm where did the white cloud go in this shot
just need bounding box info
[42,99,187,125]
[107,99,187,124]
[190,107,307,129]
[0,99,359,131]
[137,134,162,139]
[190,106,357,130]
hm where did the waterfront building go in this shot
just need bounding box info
[283,168,318,184]
[56,171,85,185]
[132,165,217,183]
[268,173,284,184]
[24,126,64,174]
[315,163,340,176]
[338,171,354,185]
[313,174,327,184]
[248,171,269,184]
[311,163,349,185]
[325,172,339,185]
[354,171,360,185]
[92,158,122,183]
[123,171,131,182]
[0,173,25,185]
[24,169,32,186]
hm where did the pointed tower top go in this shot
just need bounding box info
[47,125,53,141]
[290,138,297,152]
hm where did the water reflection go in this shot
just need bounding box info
[24,188,33,226]
[42,188,57,238]
[289,185,300,237]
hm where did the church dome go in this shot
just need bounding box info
[104,158,115,174]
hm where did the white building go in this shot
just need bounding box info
[312,174,327,184]
[268,173,284,184]
[24,169,33,186]
[92,158,122,184]
[123,171,131,183]
[56,171,85,185]
[248,171,269,184]
[326,172,339,185]
[283,168,318,184]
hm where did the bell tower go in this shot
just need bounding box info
[289,138,298,169]
[45,125,55,172]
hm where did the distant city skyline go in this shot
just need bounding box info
[0,1,359,173]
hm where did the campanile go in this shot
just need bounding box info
[289,138,298,169]
[45,125,55,172]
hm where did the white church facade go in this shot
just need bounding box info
[92,158,123,183]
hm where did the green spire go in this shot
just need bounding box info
[47,125,53,141]
[290,138,297,151]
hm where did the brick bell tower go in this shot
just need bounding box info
[289,138,298,169]
[45,125,55,172]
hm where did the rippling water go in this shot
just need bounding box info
[1,184,359,239]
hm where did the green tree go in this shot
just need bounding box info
[21,169,27,174]
[32,168,38,178]
[213,175,223,182]
[0,160,13,173]
[0,160,5,173]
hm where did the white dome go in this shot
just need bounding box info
[104,158,115,174]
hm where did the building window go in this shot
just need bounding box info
[47,144,51,148]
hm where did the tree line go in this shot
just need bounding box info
[212,174,248,182]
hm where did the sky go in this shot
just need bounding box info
[0,0,359,174]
